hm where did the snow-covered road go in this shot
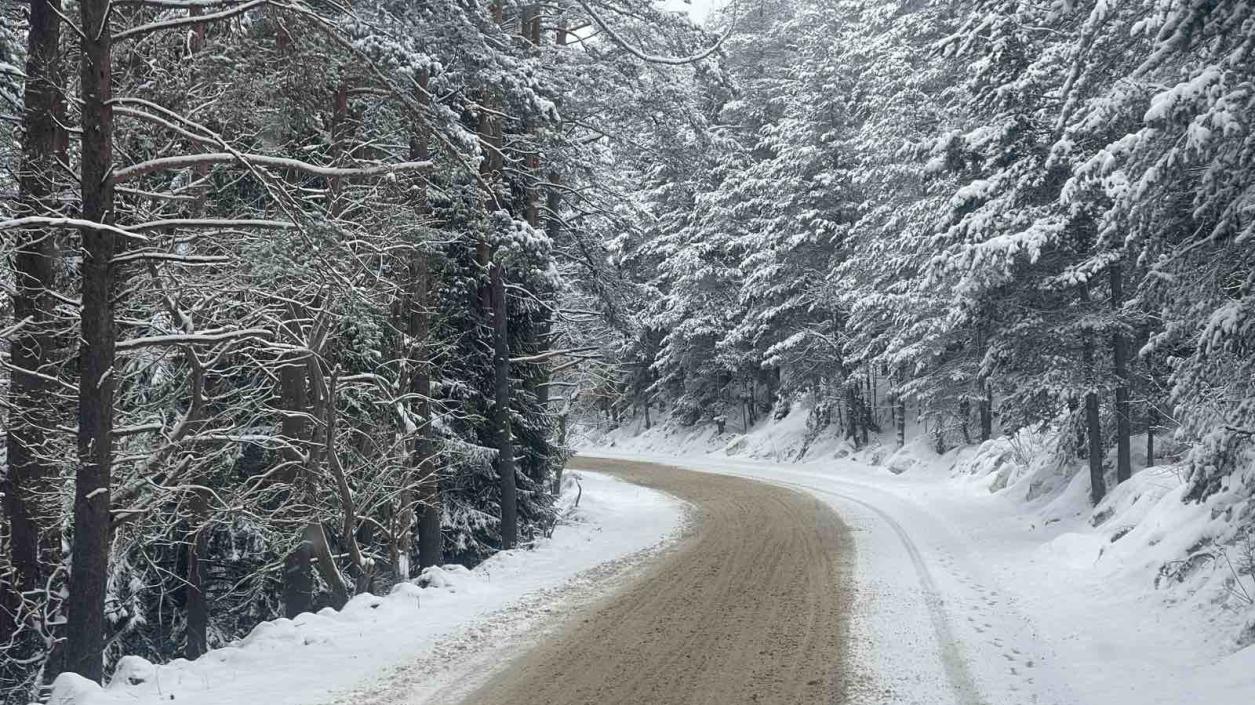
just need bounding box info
[50,451,1254,705]
[462,457,854,705]
[581,449,1255,705]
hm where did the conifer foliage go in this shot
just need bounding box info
[591,0,1255,581]
[0,0,719,698]
[5,0,1255,697]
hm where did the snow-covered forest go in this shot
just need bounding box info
[2,0,1254,701]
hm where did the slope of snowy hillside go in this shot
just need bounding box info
[49,472,685,705]
[580,406,1255,705]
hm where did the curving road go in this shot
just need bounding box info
[460,457,855,705]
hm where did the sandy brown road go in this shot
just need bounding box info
[460,456,854,705]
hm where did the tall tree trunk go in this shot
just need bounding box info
[1085,390,1104,504]
[896,394,906,448]
[180,354,209,658]
[278,356,313,618]
[415,326,441,570]
[305,521,349,609]
[320,371,370,594]
[4,0,65,644]
[979,390,992,442]
[859,390,869,446]
[518,10,553,491]
[551,395,571,496]
[1081,284,1106,505]
[302,354,350,609]
[1110,264,1132,483]
[327,82,350,217]
[400,70,441,574]
[184,489,209,659]
[281,541,313,619]
[894,365,906,447]
[413,245,440,572]
[477,7,517,549]
[974,324,993,442]
[181,17,212,648]
[1069,397,1086,459]
[1146,403,1157,469]
[868,369,876,426]
[64,0,115,681]
[844,384,858,444]
[490,263,518,549]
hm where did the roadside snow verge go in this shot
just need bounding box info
[50,471,684,705]
[580,438,1255,705]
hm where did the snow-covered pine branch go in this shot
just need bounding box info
[113,153,435,182]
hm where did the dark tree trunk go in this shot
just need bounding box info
[327,82,351,217]
[305,521,348,609]
[315,371,362,602]
[64,0,116,681]
[843,385,857,443]
[517,160,550,488]
[281,542,313,619]
[4,0,65,639]
[1110,264,1132,483]
[1146,403,1157,469]
[181,358,209,658]
[416,431,441,571]
[959,399,972,445]
[1069,397,1086,459]
[278,358,313,618]
[408,70,442,573]
[185,489,209,659]
[894,366,906,447]
[523,3,542,44]
[522,8,556,492]
[413,251,440,571]
[1086,390,1104,504]
[868,370,876,426]
[301,356,349,609]
[476,43,518,550]
[979,392,992,442]
[490,263,519,550]
[859,392,869,446]
[180,14,212,641]
[896,394,906,447]
[1081,284,1106,505]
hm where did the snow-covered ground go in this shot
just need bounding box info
[50,471,685,705]
[581,406,1255,705]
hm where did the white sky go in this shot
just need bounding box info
[659,0,722,25]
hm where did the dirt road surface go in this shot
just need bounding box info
[460,456,854,705]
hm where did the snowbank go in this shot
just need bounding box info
[50,471,684,705]
[578,397,850,462]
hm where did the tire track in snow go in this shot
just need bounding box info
[724,473,988,705]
